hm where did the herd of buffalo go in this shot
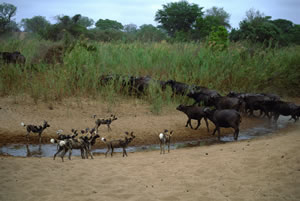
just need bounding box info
[1,51,299,141]
[100,74,300,140]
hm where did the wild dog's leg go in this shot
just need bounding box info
[26,131,30,142]
[54,146,63,160]
[123,147,128,157]
[105,145,110,158]
[38,133,42,143]
[107,124,112,131]
[68,148,72,160]
[160,141,163,154]
[61,147,68,162]
[111,146,114,157]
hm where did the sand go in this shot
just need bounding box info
[0,96,300,201]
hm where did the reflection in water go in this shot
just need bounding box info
[0,116,298,157]
[25,144,42,157]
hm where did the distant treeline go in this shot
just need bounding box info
[0,2,299,45]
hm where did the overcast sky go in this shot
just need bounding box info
[5,0,300,29]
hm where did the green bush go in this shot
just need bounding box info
[207,26,229,51]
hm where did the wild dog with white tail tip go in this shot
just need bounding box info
[101,132,135,157]
[21,120,50,143]
[95,114,118,132]
[159,129,174,154]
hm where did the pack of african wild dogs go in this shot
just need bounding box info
[19,74,300,162]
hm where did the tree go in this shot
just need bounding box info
[205,7,231,29]
[21,16,50,36]
[95,19,123,31]
[288,24,300,45]
[271,19,300,45]
[229,9,281,44]
[272,19,293,33]
[155,0,204,36]
[136,24,167,42]
[207,26,229,51]
[0,2,17,34]
[77,16,94,28]
[44,14,88,41]
[124,23,137,33]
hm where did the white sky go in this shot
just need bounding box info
[4,0,300,29]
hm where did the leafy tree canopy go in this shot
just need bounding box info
[0,2,17,33]
[77,16,94,28]
[205,7,231,29]
[230,9,281,44]
[124,23,137,33]
[21,16,50,35]
[136,24,167,42]
[155,0,204,36]
[95,19,123,31]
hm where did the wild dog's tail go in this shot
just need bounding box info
[159,133,164,140]
[21,122,26,127]
[101,137,106,142]
[59,140,66,147]
[50,139,66,147]
[50,138,57,144]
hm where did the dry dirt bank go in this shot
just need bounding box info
[0,96,268,147]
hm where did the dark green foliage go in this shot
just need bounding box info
[155,0,204,36]
[95,19,123,31]
[207,26,229,51]
[136,24,167,42]
[124,24,138,33]
[0,2,17,34]
[205,7,231,29]
[21,16,51,37]
[89,29,124,42]
[229,9,300,46]
[42,14,88,41]
[76,16,94,28]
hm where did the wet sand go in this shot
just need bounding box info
[0,123,299,201]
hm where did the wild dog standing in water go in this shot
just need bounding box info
[159,129,174,154]
[21,120,50,143]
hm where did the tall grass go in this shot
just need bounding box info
[1,37,299,113]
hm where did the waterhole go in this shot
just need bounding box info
[0,116,296,157]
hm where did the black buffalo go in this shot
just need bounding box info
[204,108,242,140]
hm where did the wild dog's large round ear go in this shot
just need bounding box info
[90,128,95,133]
[170,130,174,134]
[125,131,129,135]
[203,107,210,113]
[164,129,168,133]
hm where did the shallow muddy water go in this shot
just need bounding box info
[0,116,296,157]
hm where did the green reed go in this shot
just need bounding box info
[0,37,299,113]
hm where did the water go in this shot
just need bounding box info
[0,116,296,157]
